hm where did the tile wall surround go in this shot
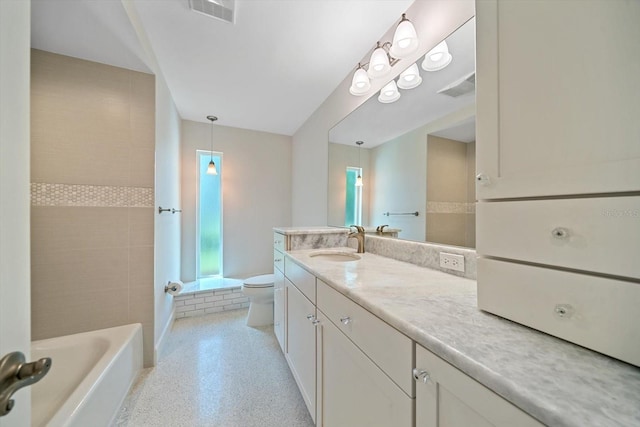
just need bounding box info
[174,288,249,319]
[30,49,157,366]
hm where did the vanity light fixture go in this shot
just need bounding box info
[389,13,419,58]
[397,63,422,89]
[349,13,418,97]
[378,80,401,103]
[206,115,218,175]
[355,140,364,187]
[421,40,453,71]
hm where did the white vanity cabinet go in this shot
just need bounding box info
[284,257,318,422]
[475,0,640,200]
[414,345,543,427]
[475,0,640,366]
[273,232,287,352]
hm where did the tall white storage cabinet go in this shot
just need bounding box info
[476,0,640,367]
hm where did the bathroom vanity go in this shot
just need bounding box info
[273,233,640,427]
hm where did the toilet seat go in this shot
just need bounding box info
[243,274,274,289]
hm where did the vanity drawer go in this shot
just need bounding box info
[284,257,316,303]
[477,196,640,279]
[273,232,286,252]
[478,258,640,367]
[316,279,413,396]
[273,249,284,273]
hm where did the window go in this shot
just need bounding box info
[197,150,223,278]
[344,167,362,226]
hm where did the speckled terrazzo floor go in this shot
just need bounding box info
[116,309,314,427]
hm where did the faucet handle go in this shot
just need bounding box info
[376,225,389,233]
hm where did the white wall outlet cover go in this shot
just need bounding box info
[440,252,465,272]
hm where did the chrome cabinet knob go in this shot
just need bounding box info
[476,173,491,186]
[551,227,570,239]
[554,304,574,319]
[312,319,321,325]
[306,314,315,321]
[274,258,282,262]
[413,368,430,384]
[340,316,352,325]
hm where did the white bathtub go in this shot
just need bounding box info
[31,324,143,427]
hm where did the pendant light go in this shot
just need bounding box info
[355,141,364,187]
[378,80,401,104]
[397,63,422,89]
[390,14,419,59]
[367,42,392,79]
[206,115,218,175]
[421,40,453,71]
[349,63,371,96]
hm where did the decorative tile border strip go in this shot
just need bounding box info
[31,183,154,208]
[427,201,476,214]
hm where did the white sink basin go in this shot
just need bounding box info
[308,251,361,262]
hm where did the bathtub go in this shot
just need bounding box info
[31,324,143,427]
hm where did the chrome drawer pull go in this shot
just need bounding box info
[340,316,352,325]
[552,227,570,239]
[274,258,282,262]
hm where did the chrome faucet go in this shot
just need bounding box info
[376,224,389,235]
[348,225,365,253]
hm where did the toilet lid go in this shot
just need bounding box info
[243,274,275,288]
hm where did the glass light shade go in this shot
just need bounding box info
[355,174,363,187]
[349,67,371,96]
[207,160,218,175]
[397,63,422,90]
[378,80,401,104]
[390,16,419,58]
[421,40,453,71]
[367,46,391,79]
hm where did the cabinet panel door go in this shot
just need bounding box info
[476,0,640,199]
[273,267,285,352]
[285,279,316,421]
[316,311,412,427]
[415,345,543,427]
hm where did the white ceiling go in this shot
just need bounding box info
[329,17,476,147]
[31,0,414,136]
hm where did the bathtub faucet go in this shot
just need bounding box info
[0,351,52,416]
[348,225,365,254]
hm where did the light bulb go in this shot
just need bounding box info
[207,160,217,175]
[421,40,452,72]
[367,44,391,79]
[397,63,422,90]
[390,14,419,59]
[349,66,371,96]
[378,80,401,104]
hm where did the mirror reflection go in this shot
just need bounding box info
[328,18,476,248]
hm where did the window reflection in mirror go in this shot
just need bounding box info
[328,18,476,248]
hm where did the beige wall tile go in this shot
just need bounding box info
[32,289,129,340]
[427,135,468,203]
[426,213,468,247]
[129,245,154,288]
[140,322,155,368]
[129,207,154,247]
[129,285,154,325]
[131,71,155,150]
[31,206,128,251]
[129,147,155,187]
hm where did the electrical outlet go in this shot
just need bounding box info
[439,252,465,273]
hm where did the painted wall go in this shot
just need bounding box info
[327,143,371,227]
[291,0,476,225]
[426,136,476,247]
[153,75,181,363]
[181,120,291,282]
[370,127,427,241]
[0,2,31,425]
[30,50,156,366]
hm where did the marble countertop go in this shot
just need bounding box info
[273,226,348,235]
[285,248,640,427]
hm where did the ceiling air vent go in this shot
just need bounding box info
[189,0,235,24]
[437,72,475,98]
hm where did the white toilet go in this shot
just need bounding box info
[241,274,275,327]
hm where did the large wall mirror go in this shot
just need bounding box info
[328,18,476,248]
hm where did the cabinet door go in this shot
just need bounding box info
[476,0,640,199]
[316,311,412,427]
[273,267,285,353]
[415,345,542,427]
[285,279,316,421]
